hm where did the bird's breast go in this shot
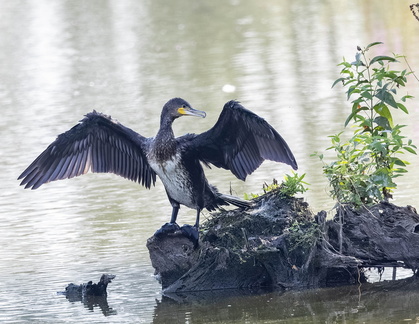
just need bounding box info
[148,152,196,208]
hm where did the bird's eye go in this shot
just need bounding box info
[182,104,186,108]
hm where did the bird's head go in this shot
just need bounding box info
[161,98,206,123]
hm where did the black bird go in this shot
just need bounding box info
[18,98,297,241]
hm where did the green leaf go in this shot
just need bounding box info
[355,80,370,87]
[393,76,406,87]
[360,90,373,100]
[345,107,368,127]
[370,55,397,65]
[371,170,396,188]
[373,103,393,128]
[347,87,360,100]
[404,147,417,155]
[397,103,409,114]
[365,42,383,51]
[393,158,407,167]
[332,77,346,88]
[374,116,392,130]
[338,61,352,68]
[401,95,414,102]
[375,89,398,108]
[384,71,398,80]
[394,168,408,174]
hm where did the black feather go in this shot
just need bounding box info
[18,111,156,189]
[18,98,296,231]
[189,100,297,180]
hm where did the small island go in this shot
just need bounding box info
[147,189,419,293]
[147,43,419,295]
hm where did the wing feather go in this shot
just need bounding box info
[18,111,156,189]
[189,100,297,180]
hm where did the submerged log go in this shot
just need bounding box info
[62,274,116,298]
[147,189,419,293]
[59,274,117,316]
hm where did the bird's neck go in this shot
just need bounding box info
[153,118,177,161]
[157,117,175,142]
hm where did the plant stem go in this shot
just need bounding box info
[362,49,374,132]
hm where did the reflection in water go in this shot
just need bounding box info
[154,277,419,323]
[159,287,275,305]
[1,0,419,323]
[63,294,117,317]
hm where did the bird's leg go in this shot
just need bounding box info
[154,203,181,237]
[194,208,201,229]
[170,205,180,224]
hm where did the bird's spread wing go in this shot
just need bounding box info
[189,100,298,180]
[18,111,156,189]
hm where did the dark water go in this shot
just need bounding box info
[1,0,419,322]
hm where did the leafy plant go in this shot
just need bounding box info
[315,42,417,206]
[243,173,308,200]
[279,172,309,197]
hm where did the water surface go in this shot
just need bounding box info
[1,0,419,322]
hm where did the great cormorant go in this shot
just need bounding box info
[18,98,297,241]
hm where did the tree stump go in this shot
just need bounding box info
[147,189,419,293]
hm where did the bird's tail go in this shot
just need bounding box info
[219,193,253,209]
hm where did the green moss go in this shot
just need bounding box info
[202,189,316,256]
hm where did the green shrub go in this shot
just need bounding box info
[314,42,416,206]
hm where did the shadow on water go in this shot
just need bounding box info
[153,277,419,323]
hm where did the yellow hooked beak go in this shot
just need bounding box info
[177,106,206,118]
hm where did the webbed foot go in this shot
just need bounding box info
[180,224,199,248]
[154,222,180,237]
